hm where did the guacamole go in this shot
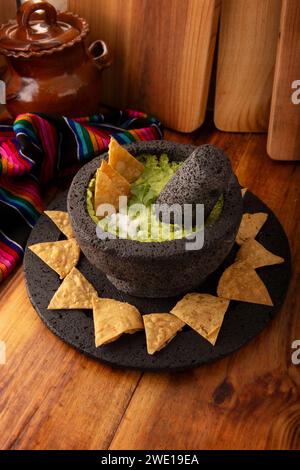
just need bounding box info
[87,154,223,242]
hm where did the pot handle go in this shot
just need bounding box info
[88,40,112,71]
[17,0,57,32]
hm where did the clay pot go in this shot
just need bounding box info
[0,0,112,117]
[67,141,243,298]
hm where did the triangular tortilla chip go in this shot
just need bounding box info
[217,260,273,306]
[29,239,80,279]
[108,137,144,183]
[171,293,230,344]
[236,239,284,268]
[241,188,247,197]
[94,169,122,217]
[143,313,184,355]
[207,326,221,346]
[100,159,131,196]
[92,297,144,347]
[44,211,75,239]
[236,212,268,245]
[48,267,98,309]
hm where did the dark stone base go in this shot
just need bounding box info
[24,190,291,371]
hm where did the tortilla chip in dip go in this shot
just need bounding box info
[92,297,144,347]
[108,137,144,183]
[236,212,268,245]
[44,210,75,239]
[48,267,98,309]
[171,293,230,345]
[29,239,80,279]
[236,239,284,268]
[143,313,184,355]
[241,188,247,198]
[100,159,131,196]
[94,169,122,216]
[217,260,273,306]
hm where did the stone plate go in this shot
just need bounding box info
[24,190,291,371]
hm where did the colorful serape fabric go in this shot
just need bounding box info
[0,109,163,283]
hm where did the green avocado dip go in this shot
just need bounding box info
[87,154,223,242]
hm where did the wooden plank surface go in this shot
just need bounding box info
[214,0,282,132]
[68,0,220,132]
[267,0,300,160]
[0,125,300,449]
[0,269,141,450]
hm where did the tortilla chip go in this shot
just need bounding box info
[241,188,247,197]
[94,169,122,216]
[108,137,144,183]
[217,260,273,306]
[44,211,75,239]
[143,313,184,355]
[236,212,268,245]
[48,267,98,309]
[92,297,144,347]
[100,159,131,196]
[236,239,284,268]
[171,293,230,344]
[29,239,80,279]
[207,326,221,346]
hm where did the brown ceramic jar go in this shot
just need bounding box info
[0,0,112,117]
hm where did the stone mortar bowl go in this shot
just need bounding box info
[67,141,243,298]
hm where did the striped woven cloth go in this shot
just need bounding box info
[0,109,163,283]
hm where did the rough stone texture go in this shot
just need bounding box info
[156,144,232,222]
[24,189,291,371]
[67,141,243,298]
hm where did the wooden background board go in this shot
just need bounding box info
[0,126,300,450]
[267,0,300,160]
[214,0,282,132]
[68,0,220,132]
[20,0,68,9]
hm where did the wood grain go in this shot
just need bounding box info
[0,269,141,450]
[20,0,68,9]
[214,0,282,132]
[0,124,300,449]
[68,0,220,132]
[267,0,300,160]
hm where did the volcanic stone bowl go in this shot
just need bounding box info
[67,141,243,298]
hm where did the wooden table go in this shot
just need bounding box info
[1,122,300,450]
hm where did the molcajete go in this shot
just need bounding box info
[67,141,243,298]
[0,0,112,117]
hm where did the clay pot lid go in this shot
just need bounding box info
[0,0,89,58]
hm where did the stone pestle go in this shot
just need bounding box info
[155,144,233,225]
